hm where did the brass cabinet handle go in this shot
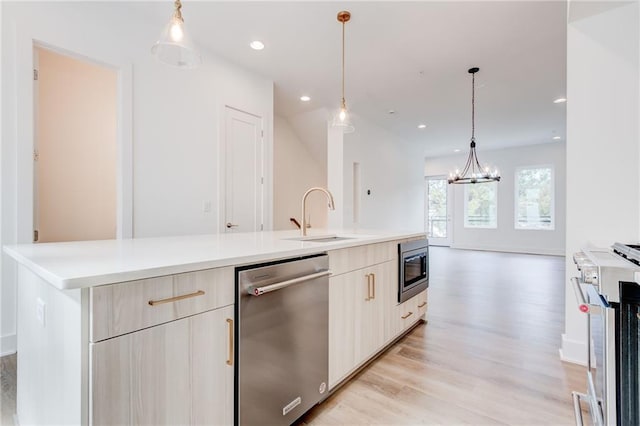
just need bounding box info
[148,290,205,306]
[365,274,372,301]
[417,302,427,308]
[401,311,413,319]
[371,273,376,300]
[226,318,234,366]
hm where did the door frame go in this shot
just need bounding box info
[425,175,453,246]
[15,29,133,243]
[218,105,265,233]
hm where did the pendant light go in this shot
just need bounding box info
[448,67,500,184]
[151,0,201,69]
[331,11,355,133]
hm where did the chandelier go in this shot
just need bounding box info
[448,67,500,184]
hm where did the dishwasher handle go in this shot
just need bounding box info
[248,270,331,296]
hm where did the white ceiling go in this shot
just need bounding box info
[138,1,567,157]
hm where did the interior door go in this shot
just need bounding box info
[425,176,452,246]
[34,46,117,243]
[223,107,264,233]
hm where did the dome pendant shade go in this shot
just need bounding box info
[448,67,500,184]
[151,0,201,69]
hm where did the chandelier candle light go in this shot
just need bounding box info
[331,11,355,133]
[448,67,500,184]
[151,0,201,69]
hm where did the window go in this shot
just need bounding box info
[426,178,448,238]
[464,182,498,228]
[515,166,554,230]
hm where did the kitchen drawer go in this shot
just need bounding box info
[329,241,397,276]
[385,289,427,342]
[90,267,234,342]
[402,290,427,325]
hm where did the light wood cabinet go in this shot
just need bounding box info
[329,240,428,390]
[13,235,427,426]
[90,305,234,425]
[329,260,393,388]
[90,267,234,342]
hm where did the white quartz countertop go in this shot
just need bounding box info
[3,229,425,290]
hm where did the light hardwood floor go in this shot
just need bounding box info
[0,353,16,426]
[298,247,586,425]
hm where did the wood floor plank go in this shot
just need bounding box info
[0,353,17,426]
[299,248,586,425]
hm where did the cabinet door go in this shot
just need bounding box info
[90,305,234,425]
[328,271,362,388]
[328,261,393,388]
[383,261,405,342]
[191,305,234,425]
[360,262,391,360]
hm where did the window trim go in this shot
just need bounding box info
[514,165,555,231]
[463,181,498,229]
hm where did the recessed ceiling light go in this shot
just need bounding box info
[300,95,311,102]
[388,110,396,115]
[553,97,567,104]
[249,41,265,50]
[454,149,461,153]
[553,136,562,140]
[417,124,427,129]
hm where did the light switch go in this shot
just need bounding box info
[202,200,212,213]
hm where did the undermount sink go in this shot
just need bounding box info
[285,235,355,243]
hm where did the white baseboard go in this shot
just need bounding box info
[1,333,17,357]
[559,333,588,366]
[450,243,565,257]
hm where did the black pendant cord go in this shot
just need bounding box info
[471,70,475,143]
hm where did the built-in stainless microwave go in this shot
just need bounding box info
[398,239,429,303]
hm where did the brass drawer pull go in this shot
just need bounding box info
[365,274,372,301]
[401,311,413,319]
[226,318,234,366]
[417,302,427,308]
[371,273,376,300]
[148,290,205,306]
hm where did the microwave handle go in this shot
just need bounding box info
[421,255,427,276]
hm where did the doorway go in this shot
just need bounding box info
[425,176,452,246]
[222,106,264,233]
[34,46,117,243]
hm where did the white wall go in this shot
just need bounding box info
[425,142,566,256]
[561,1,639,365]
[273,115,327,230]
[342,117,425,232]
[1,2,274,355]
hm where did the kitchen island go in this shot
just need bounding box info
[4,229,427,425]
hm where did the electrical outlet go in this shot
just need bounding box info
[36,298,46,327]
[202,200,212,213]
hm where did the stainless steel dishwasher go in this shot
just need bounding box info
[236,254,330,426]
